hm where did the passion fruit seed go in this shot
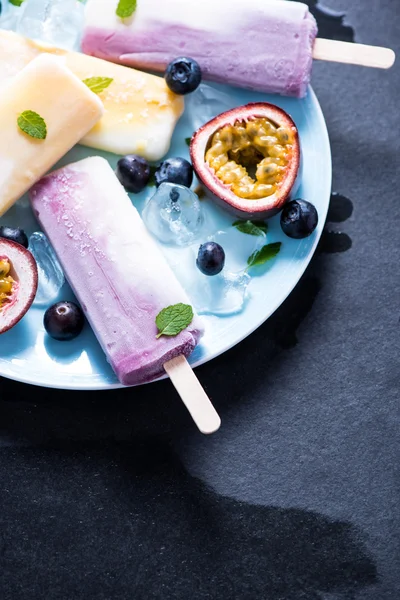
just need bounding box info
[0,257,15,307]
[205,117,293,200]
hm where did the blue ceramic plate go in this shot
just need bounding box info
[0,84,331,390]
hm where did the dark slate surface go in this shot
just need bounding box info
[0,1,399,598]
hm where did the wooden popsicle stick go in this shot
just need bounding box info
[164,355,221,435]
[313,38,395,69]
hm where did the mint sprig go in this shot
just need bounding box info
[247,242,282,268]
[155,303,194,339]
[82,76,113,94]
[9,0,25,6]
[116,0,137,18]
[233,220,268,236]
[17,110,47,140]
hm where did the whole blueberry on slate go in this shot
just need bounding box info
[280,199,318,239]
[165,57,202,95]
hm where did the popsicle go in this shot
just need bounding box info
[0,30,184,160]
[0,53,103,218]
[82,0,395,98]
[29,157,202,386]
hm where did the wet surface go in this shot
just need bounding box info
[0,438,377,599]
[295,0,355,41]
[318,192,354,253]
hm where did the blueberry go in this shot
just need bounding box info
[280,199,318,239]
[0,226,28,248]
[155,157,193,188]
[115,155,150,193]
[44,301,84,341]
[165,57,202,95]
[196,242,225,276]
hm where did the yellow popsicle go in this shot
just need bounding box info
[0,30,184,161]
[0,53,104,217]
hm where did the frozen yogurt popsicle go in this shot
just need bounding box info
[0,53,103,217]
[82,0,318,98]
[0,30,184,160]
[30,157,204,386]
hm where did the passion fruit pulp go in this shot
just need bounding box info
[190,103,300,219]
[0,239,38,335]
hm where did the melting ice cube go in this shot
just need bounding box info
[195,270,251,316]
[142,182,205,247]
[185,83,235,132]
[29,231,65,305]
[17,0,84,50]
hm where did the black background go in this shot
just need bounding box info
[0,1,399,598]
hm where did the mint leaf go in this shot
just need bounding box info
[9,0,25,6]
[185,137,192,146]
[116,0,137,18]
[233,220,268,236]
[247,242,282,268]
[155,303,194,338]
[17,110,47,140]
[82,76,113,94]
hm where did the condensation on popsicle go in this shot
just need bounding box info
[0,30,184,161]
[82,0,318,98]
[29,157,204,386]
[0,53,103,217]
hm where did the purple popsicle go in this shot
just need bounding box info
[30,157,204,386]
[81,0,318,98]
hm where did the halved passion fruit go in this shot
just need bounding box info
[190,103,300,219]
[0,239,38,335]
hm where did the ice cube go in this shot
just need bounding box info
[161,244,251,316]
[0,0,26,31]
[29,231,65,305]
[17,0,84,50]
[142,183,205,247]
[185,83,235,132]
[195,270,251,316]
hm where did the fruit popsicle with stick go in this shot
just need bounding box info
[82,0,395,98]
[30,157,220,435]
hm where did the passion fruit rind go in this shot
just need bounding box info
[190,103,301,220]
[0,239,38,335]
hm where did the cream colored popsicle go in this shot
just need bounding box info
[0,30,184,160]
[0,53,104,217]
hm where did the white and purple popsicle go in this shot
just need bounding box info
[82,0,318,98]
[30,157,204,386]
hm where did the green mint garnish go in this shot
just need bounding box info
[247,242,282,268]
[116,0,137,18]
[185,137,192,146]
[17,110,47,140]
[233,220,268,236]
[82,77,113,94]
[155,303,194,339]
[9,0,25,6]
